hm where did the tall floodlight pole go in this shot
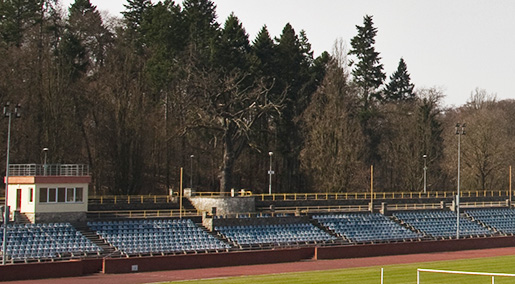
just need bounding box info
[268,152,274,195]
[455,123,466,239]
[2,102,21,265]
[189,154,194,190]
[42,148,48,176]
[423,154,427,194]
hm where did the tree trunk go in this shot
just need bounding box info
[219,122,236,193]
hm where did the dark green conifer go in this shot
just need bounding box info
[384,58,415,102]
[349,15,386,105]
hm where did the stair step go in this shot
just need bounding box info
[76,226,119,257]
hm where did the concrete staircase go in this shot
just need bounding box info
[76,225,121,257]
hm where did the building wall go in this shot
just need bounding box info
[6,177,90,222]
[7,183,36,214]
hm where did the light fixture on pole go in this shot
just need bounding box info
[455,123,466,239]
[42,148,49,176]
[268,152,274,195]
[2,102,21,265]
[189,154,194,190]
[423,154,427,194]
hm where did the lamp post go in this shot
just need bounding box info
[268,152,274,195]
[189,154,194,190]
[423,154,427,194]
[42,148,48,176]
[455,123,466,239]
[2,102,21,265]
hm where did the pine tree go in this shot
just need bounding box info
[348,15,386,165]
[182,0,219,64]
[216,13,250,73]
[122,0,152,49]
[251,25,276,77]
[66,0,111,77]
[384,58,415,102]
[0,0,45,46]
[273,23,318,192]
[122,0,152,32]
[349,15,386,106]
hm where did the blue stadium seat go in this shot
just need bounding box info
[89,219,230,256]
[313,213,421,243]
[394,210,493,239]
[0,223,102,263]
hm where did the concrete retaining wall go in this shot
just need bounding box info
[103,248,314,274]
[189,196,255,215]
[315,236,515,260]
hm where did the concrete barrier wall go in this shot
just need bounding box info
[0,258,103,282]
[189,196,255,215]
[315,236,515,260]
[3,237,515,281]
[103,247,315,274]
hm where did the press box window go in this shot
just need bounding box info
[39,188,47,203]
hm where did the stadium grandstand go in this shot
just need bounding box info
[2,163,515,281]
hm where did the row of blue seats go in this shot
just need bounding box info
[91,219,231,255]
[215,223,336,246]
[313,213,421,243]
[1,223,102,262]
[466,208,515,234]
[394,211,493,238]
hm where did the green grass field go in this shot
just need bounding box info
[167,254,515,284]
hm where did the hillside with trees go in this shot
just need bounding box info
[0,1,514,195]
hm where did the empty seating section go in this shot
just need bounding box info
[313,213,421,243]
[466,208,515,234]
[88,219,230,255]
[394,211,493,238]
[215,223,336,246]
[0,223,101,262]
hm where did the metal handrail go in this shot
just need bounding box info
[255,190,512,201]
[85,190,513,203]
[8,164,89,176]
[89,195,176,204]
[87,209,201,219]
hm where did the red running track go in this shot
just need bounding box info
[4,247,515,284]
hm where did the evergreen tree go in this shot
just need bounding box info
[348,15,385,165]
[182,0,219,64]
[273,23,318,192]
[384,58,415,102]
[142,0,185,56]
[349,15,386,106]
[142,0,185,93]
[122,0,152,49]
[216,13,250,73]
[251,25,276,78]
[122,0,152,33]
[0,0,45,46]
[66,0,111,77]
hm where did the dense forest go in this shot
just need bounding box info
[0,0,514,195]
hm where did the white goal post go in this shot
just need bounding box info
[417,268,515,284]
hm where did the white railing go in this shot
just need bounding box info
[8,164,89,176]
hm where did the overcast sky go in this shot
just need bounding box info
[61,0,515,107]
